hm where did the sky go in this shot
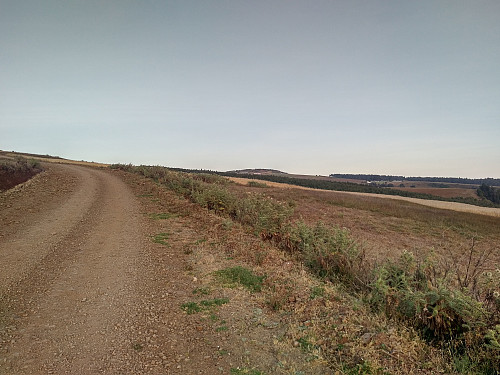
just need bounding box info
[1,1,499,178]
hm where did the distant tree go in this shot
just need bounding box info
[477,184,500,204]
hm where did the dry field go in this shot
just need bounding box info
[229,177,500,266]
[390,186,478,199]
[229,177,500,217]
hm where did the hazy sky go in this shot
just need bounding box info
[1,1,499,178]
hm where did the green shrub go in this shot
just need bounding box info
[370,251,488,339]
[283,222,367,289]
[234,194,293,235]
[192,184,236,214]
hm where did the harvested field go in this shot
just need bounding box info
[390,186,478,199]
[229,177,500,217]
[228,176,500,267]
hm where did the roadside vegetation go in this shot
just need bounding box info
[111,163,500,373]
[0,156,43,190]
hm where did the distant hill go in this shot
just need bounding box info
[228,168,288,175]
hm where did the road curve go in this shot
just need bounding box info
[0,164,145,373]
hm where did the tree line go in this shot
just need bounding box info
[330,173,500,186]
[477,184,500,204]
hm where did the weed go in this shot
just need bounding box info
[132,342,143,351]
[370,251,488,339]
[235,193,294,235]
[200,298,229,307]
[222,219,233,230]
[180,302,201,314]
[214,266,265,292]
[216,325,228,332]
[297,337,315,352]
[210,314,219,322]
[151,232,170,245]
[192,287,211,296]
[310,286,325,299]
[342,361,375,375]
[284,221,369,289]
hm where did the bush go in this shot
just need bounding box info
[234,194,294,235]
[370,251,488,339]
[192,184,236,214]
[278,221,367,289]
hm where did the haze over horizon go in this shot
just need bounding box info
[1,1,499,179]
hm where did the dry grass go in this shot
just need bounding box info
[0,150,109,168]
[117,165,500,373]
[392,187,478,199]
[228,178,500,274]
[229,177,500,217]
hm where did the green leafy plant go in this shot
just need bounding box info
[180,302,201,314]
[151,232,170,245]
[214,266,265,292]
[310,286,325,299]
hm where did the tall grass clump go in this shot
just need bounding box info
[234,194,294,236]
[369,250,499,371]
[279,221,369,289]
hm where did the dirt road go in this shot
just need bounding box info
[0,164,233,374]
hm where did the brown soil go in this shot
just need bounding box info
[0,163,325,374]
[0,170,41,191]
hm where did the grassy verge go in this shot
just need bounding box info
[112,163,500,373]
